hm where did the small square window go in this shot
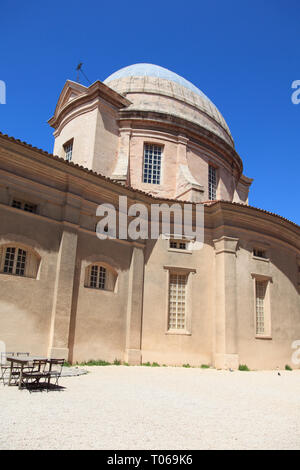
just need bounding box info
[11,200,37,214]
[253,249,267,259]
[169,240,187,250]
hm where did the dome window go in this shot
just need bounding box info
[63,139,73,162]
[208,165,217,200]
[143,144,162,185]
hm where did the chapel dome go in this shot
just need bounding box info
[104,63,234,147]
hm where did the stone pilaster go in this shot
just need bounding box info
[213,236,239,369]
[48,229,78,360]
[112,126,131,183]
[124,244,145,365]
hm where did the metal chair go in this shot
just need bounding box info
[0,352,15,385]
[22,360,50,391]
[46,359,65,389]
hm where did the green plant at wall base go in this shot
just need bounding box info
[238,364,250,371]
[183,364,191,368]
[63,361,72,368]
[285,364,293,371]
[123,362,130,366]
[201,364,210,369]
[142,362,152,367]
[113,359,121,365]
[80,359,111,366]
[151,362,160,367]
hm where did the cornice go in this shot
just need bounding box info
[0,132,299,253]
[117,109,243,178]
[49,80,131,129]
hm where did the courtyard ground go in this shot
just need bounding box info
[1,366,300,450]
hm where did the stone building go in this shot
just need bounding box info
[0,64,299,369]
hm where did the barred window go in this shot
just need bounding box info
[256,281,267,335]
[12,200,22,209]
[169,240,187,250]
[143,144,162,184]
[89,265,106,289]
[253,249,267,259]
[11,200,37,214]
[64,139,73,162]
[85,264,117,292]
[168,273,187,330]
[0,245,40,278]
[208,165,217,200]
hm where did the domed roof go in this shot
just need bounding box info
[105,63,210,100]
[104,63,233,147]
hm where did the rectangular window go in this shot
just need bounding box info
[11,200,37,214]
[15,249,26,276]
[89,265,106,290]
[4,247,15,274]
[208,165,217,200]
[64,140,73,162]
[168,273,187,330]
[255,280,267,335]
[12,200,22,209]
[253,249,267,259]
[143,144,162,184]
[24,203,37,213]
[3,247,27,276]
[169,240,187,250]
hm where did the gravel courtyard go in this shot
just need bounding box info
[1,366,300,450]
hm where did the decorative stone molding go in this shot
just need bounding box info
[112,126,132,183]
[213,236,239,255]
[176,165,204,202]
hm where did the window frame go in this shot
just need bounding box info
[251,273,272,339]
[84,262,117,293]
[142,143,163,185]
[11,199,38,214]
[168,239,193,254]
[208,164,218,201]
[253,247,269,261]
[164,266,196,335]
[0,244,40,279]
[63,139,74,162]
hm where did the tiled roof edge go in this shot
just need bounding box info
[0,131,299,231]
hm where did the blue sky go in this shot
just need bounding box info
[0,0,299,224]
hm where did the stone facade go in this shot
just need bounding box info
[0,64,299,369]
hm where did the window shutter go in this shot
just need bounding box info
[24,252,39,278]
[85,265,91,287]
[106,270,116,292]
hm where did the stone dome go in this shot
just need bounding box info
[104,63,234,148]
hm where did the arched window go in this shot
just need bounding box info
[85,263,117,292]
[0,244,40,279]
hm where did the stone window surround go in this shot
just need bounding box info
[84,262,118,293]
[208,162,218,201]
[0,243,41,279]
[163,265,196,336]
[142,142,164,186]
[249,240,271,262]
[63,138,74,162]
[251,273,273,340]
